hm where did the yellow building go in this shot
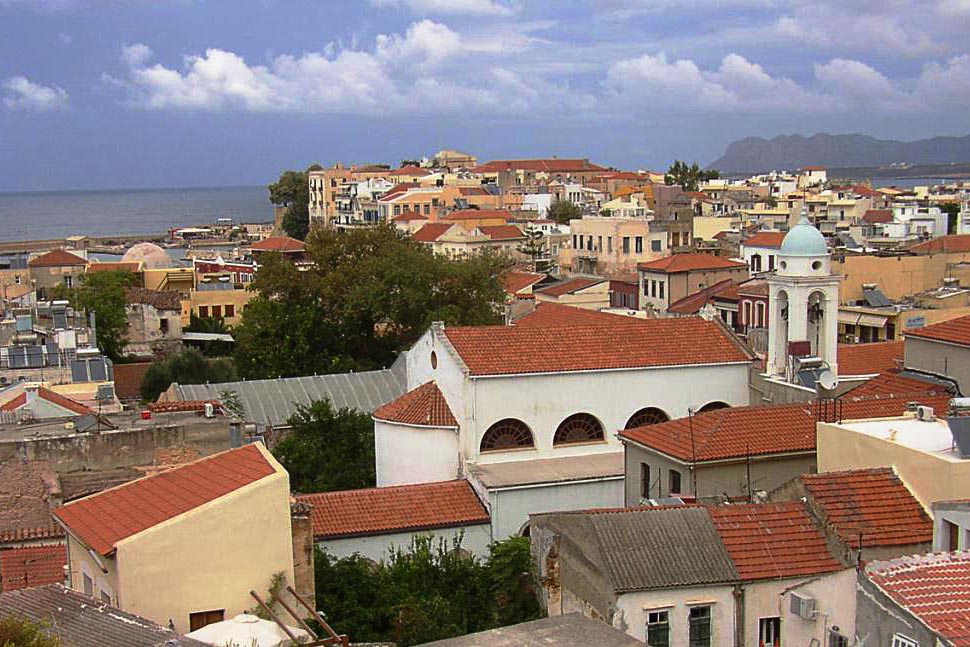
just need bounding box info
[561,216,668,278]
[185,286,252,326]
[53,444,295,635]
[143,267,195,295]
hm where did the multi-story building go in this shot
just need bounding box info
[637,253,749,314]
[562,216,667,278]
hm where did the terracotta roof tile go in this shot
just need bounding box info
[125,287,182,311]
[87,261,142,273]
[847,371,953,399]
[501,271,545,296]
[742,231,785,248]
[863,209,894,224]
[0,545,66,591]
[28,249,88,268]
[390,211,427,222]
[296,480,489,539]
[801,467,932,548]
[708,502,843,581]
[53,444,277,555]
[444,209,511,221]
[412,223,454,243]
[36,388,92,416]
[620,395,953,462]
[514,302,628,327]
[479,225,525,240]
[249,236,305,253]
[147,400,221,414]
[535,277,606,297]
[838,341,904,376]
[373,381,457,428]
[389,165,431,176]
[443,316,752,376]
[737,279,769,297]
[473,159,607,174]
[905,314,970,348]
[638,253,748,273]
[0,526,64,544]
[867,552,970,646]
[667,279,737,315]
[910,234,970,254]
[112,362,153,401]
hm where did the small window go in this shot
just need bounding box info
[828,630,849,647]
[225,304,235,318]
[759,617,781,647]
[812,260,822,270]
[640,463,651,499]
[198,306,209,318]
[553,413,604,445]
[659,282,664,299]
[669,469,682,495]
[64,275,74,288]
[189,609,225,632]
[481,419,534,452]
[779,261,787,270]
[647,609,670,647]
[100,590,111,604]
[689,606,712,647]
[83,573,93,597]
[160,318,170,334]
[211,305,222,319]
[651,239,662,252]
[623,237,630,254]
[891,634,918,647]
[635,236,643,253]
[430,351,438,369]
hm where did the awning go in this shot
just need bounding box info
[838,311,888,328]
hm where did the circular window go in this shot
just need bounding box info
[430,351,437,369]
[779,261,787,270]
[812,260,822,270]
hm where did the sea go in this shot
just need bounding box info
[0,186,273,243]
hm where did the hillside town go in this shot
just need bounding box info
[2,150,970,646]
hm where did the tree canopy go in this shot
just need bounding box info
[546,199,582,225]
[314,535,540,646]
[0,616,61,647]
[664,160,720,192]
[140,347,238,402]
[272,398,375,493]
[233,225,509,380]
[268,164,321,240]
[53,269,136,362]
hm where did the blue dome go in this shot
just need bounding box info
[780,215,827,257]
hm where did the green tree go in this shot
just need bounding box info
[516,227,549,273]
[313,535,537,646]
[53,270,136,362]
[233,225,509,379]
[272,399,375,493]
[268,164,322,241]
[941,202,960,235]
[664,160,720,192]
[140,347,238,402]
[546,200,582,225]
[184,314,233,357]
[0,616,60,646]
[399,159,421,167]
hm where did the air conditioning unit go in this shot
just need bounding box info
[916,406,935,422]
[790,592,816,620]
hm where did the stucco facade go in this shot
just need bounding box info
[319,524,492,562]
[374,418,460,487]
[904,335,970,394]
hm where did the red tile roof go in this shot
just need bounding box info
[501,271,545,296]
[801,467,932,548]
[867,552,970,646]
[535,277,606,297]
[53,444,277,555]
[847,371,953,399]
[667,279,737,315]
[112,362,153,401]
[28,249,88,268]
[444,209,511,221]
[35,388,92,416]
[442,316,752,376]
[853,184,882,197]
[910,234,970,254]
[87,261,142,273]
[390,211,426,223]
[389,166,431,176]
[620,395,952,462]
[0,526,64,544]
[458,186,490,196]
[0,393,26,413]
[479,225,525,241]
[373,381,457,428]
[838,341,904,376]
[0,545,67,591]
[514,302,628,327]
[638,253,748,273]
[412,223,454,243]
[802,165,826,171]
[863,209,893,224]
[737,279,769,297]
[473,159,607,174]
[147,400,222,414]
[742,231,785,248]
[708,502,843,581]
[905,314,970,348]
[250,236,305,253]
[295,480,489,540]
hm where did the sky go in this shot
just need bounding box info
[0,0,968,191]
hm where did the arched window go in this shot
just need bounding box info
[698,401,729,413]
[554,413,605,445]
[625,407,670,430]
[480,419,534,452]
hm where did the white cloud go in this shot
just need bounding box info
[121,42,153,67]
[916,54,970,105]
[814,58,911,110]
[2,76,69,111]
[368,0,515,16]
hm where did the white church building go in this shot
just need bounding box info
[373,305,754,539]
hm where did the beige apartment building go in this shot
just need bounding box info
[638,253,749,313]
[562,216,667,278]
[54,444,295,635]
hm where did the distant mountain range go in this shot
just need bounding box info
[708,133,970,174]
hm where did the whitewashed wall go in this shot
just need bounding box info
[744,569,856,646]
[490,477,623,540]
[614,585,736,646]
[320,523,492,562]
[374,419,460,487]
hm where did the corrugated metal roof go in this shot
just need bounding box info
[585,507,739,592]
[176,354,407,426]
[0,584,206,647]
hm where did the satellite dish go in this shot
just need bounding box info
[817,369,838,392]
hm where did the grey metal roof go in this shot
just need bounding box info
[546,507,739,593]
[419,613,642,647]
[0,584,206,647]
[176,353,407,427]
